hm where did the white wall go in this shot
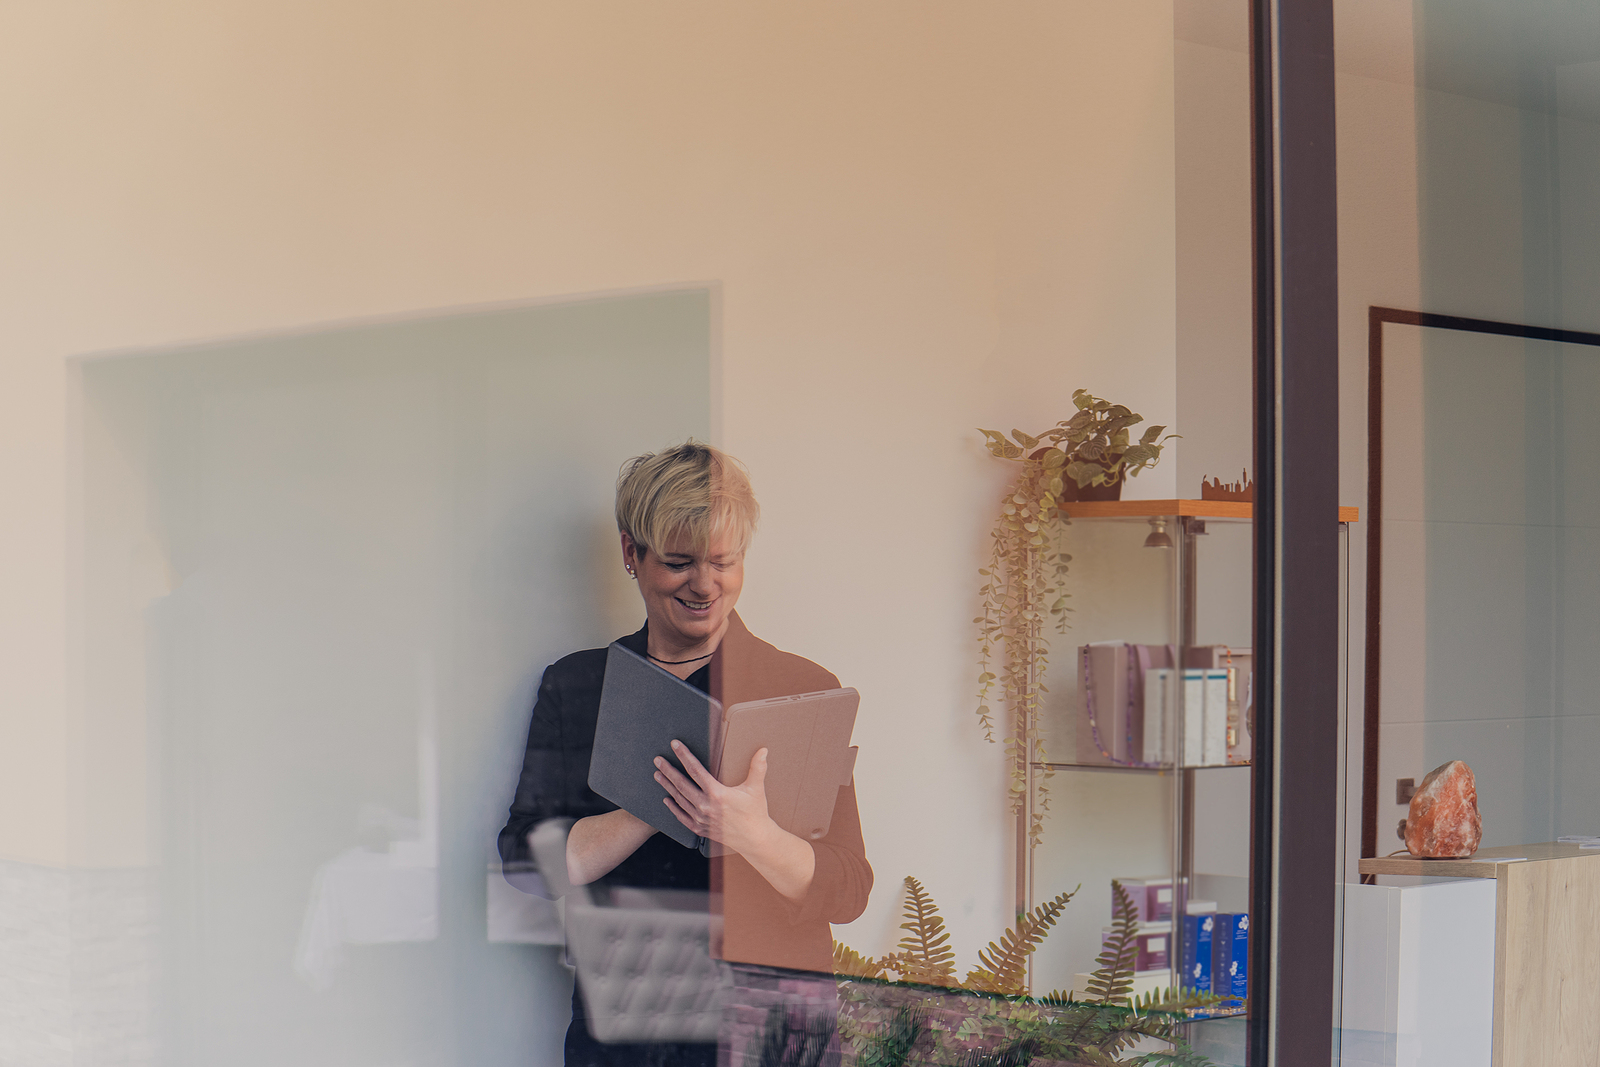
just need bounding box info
[1168,0,1428,883]
[1174,3,1253,498]
[1,0,1181,992]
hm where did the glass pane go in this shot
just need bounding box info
[79,295,711,1066]
[6,5,1277,1067]
[1338,0,1600,1061]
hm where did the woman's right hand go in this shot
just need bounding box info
[562,809,658,886]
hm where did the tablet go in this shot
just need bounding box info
[590,641,860,855]
[589,642,723,850]
[713,688,860,845]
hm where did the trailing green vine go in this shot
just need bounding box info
[976,391,1175,847]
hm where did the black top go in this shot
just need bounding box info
[499,613,872,974]
[499,625,709,891]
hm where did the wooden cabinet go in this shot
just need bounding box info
[1357,843,1600,1066]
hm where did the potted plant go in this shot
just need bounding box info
[979,389,1174,504]
[976,391,1174,847]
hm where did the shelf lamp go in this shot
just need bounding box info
[1144,516,1173,549]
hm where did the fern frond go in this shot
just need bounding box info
[1082,880,1140,1004]
[1131,985,1230,1014]
[953,1039,1040,1067]
[857,1006,926,1067]
[1128,1047,1219,1067]
[1035,1002,1203,1066]
[831,940,886,980]
[963,886,1078,995]
[891,876,957,986]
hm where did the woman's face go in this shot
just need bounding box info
[622,529,745,652]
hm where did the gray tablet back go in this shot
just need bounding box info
[589,642,723,850]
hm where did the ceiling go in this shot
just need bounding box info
[1174,0,1600,124]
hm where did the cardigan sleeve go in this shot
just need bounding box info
[497,666,569,865]
[790,781,873,925]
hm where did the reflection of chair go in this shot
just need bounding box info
[530,819,730,1043]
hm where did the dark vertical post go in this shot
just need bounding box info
[1179,518,1203,901]
[1362,309,1385,881]
[1246,0,1278,1055]
[1250,0,1340,1063]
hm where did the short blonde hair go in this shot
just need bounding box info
[615,441,760,557]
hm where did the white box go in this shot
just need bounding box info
[1202,669,1228,766]
[1181,668,1230,766]
[1182,670,1206,766]
[1339,879,1495,1067]
[1143,668,1175,764]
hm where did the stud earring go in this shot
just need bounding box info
[626,565,636,579]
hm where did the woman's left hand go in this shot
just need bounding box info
[655,741,774,856]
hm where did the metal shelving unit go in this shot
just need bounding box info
[1017,500,1353,1005]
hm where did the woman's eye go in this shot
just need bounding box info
[665,561,692,571]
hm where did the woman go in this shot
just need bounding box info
[498,441,872,1067]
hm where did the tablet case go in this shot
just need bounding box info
[590,641,860,855]
[712,689,859,846]
[589,642,723,850]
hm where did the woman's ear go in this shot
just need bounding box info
[619,532,640,577]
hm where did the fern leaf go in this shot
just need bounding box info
[1082,880,1140,1004]
[963,886,1078,995]
[891,876,956,986]
[1132,985,1230,1014]
[1129,1048,1219,1067]
[831,940,886,980]
[954,1039,1040,1067]
[857,1006,926,1067]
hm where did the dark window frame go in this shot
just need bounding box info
[1249,1,1341,1063]
[1360,307,1600,871]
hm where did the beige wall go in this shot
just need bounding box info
[1,0,1179,961]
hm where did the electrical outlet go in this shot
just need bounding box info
[1396,777,1417,805]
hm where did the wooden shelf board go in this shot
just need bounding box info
[1357,841,1600,880]
[1057,499,1359,523]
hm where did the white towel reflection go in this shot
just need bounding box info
[294,659,441,990]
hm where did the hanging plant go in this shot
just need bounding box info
[976,390,1175,847]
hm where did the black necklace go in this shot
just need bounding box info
[648,650,715,666]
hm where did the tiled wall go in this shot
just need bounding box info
[0,860,153,1067]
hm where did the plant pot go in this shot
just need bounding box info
[1026,447,1126,503]
[1059,476,1123,502]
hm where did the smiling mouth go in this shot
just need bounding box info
[676,597,713,612]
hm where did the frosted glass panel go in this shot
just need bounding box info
[1381,326,1600,848]
[79,291,710,1066]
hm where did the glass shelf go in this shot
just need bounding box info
[1031,760,1250,772]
